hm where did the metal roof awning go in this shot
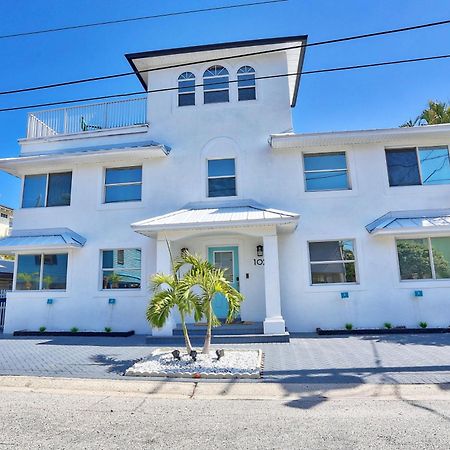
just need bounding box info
[366,209,450,236]
[132,200,299,237]
[0,228,87,253]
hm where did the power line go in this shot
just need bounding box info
[1,18,449,96]
[1,53,449,113]
[0,0,287,40]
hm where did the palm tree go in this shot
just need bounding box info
[401,100,450,127]
[146,245,202,354]
[182,253,244,354]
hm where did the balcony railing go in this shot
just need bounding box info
[27,97,148,139]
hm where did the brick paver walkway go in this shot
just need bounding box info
[0,333,449,384]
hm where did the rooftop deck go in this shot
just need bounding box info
[26,97,147,139]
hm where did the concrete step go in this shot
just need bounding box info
[173,322,264,336]
[146,332,290,345]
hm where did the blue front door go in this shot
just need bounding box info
[207,246,239,320]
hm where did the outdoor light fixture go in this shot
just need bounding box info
[172,349,181,361]
[216,349,225,361]
[256,245,264,257]
[190,350,197,362]
[181,247,189,256]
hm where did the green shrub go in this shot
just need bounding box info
[104,327,112,333]
[345,323,353,331]
[70,327,79,333]
[39,326,46,333]
[419,321,428,329]
[384,322,392,329]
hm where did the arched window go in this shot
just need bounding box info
[237,66,256,101]
[178,72,196,106]
[203,66,229,104]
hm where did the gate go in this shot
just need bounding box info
[0,290,6,332]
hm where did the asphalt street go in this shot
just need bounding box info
[0,378,449,449]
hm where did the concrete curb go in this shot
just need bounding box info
[0,376,449,401]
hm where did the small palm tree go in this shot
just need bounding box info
[146,244,202,354]
[401,100,450,127]
[182,253,244,354]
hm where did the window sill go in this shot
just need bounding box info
[20,205,71,211]
[305,283,364,293]
[96,201,145,211]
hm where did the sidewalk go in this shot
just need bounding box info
[0,333,449,384]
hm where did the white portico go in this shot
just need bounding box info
[132,200,299,336]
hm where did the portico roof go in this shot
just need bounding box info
[132,200,299,237]
[366,209,450,236]
[0,228,87,253]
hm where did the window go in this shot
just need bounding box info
[396,237,450,280]
[16,253,68,291]
[22,172,72,208]
[203,66,229,104]
[0,213,7,219]
[178,72,195,106]
[386,146,450,187]
[104,166,142,203]
[303,152,350,191]
[237,66,256,101]
[309,240,357,284]
[101,249,141,289]
[207,159,236,197]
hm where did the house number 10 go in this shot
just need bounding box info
[253,258,265,266]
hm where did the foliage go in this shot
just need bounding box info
[419,321,428,329]
[147,245,203,354]
[0,254,14,261]
[42,276,54,290]
[104,327,112,333]
[16,272,39,290]
[39,326,46,333]
[70,327,79,333]
[181,252,244,354]
[397,240,450,280]
[383,322,392,329]
[401,100,450,127]
[345,323,353,331]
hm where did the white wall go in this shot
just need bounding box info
[5,48,450,333]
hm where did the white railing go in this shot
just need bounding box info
[27,97,148,139]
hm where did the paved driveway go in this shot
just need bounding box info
[0,333,449,384]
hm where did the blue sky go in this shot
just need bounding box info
[0,0,449,208]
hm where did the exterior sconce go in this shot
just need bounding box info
[256,245,264,257]
[108,298,116,305]
[181,248,189,256]
[414,290,423,298]
[340,292,349,299]
[47,298,54,305]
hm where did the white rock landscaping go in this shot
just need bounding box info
[125,349,263,379]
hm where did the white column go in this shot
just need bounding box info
[152,238,175,337]
[263,234,286,335]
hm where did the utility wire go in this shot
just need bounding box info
[1,53,449,113]
[0,0,287,40]
[0,18,449,96]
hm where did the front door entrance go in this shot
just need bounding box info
[207,246,239,320]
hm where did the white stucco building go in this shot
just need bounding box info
[0,205,13,238]
[1,35,450,337]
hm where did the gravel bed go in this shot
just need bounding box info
[125,349,263,379]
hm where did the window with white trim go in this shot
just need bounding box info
[303,152,350,192]
[386,146,450,187]
[104,166,142,203]
[309,240,357,284]
[237,66,256,101]
[207,159,236,197]
[101,249,141,289]
[396,237,450,280]
[203,66,229,104]
[16,253,68,291]
[178,72,195,106]
[22,172,72,208]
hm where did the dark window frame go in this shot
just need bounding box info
[207,158,237,198]
[22,172,72,209]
